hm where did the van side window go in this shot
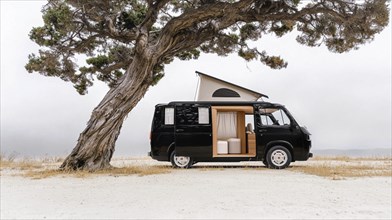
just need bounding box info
[198,107,209,124]
[164,107,174,125]
[152,107,163,130]
[259,108,290,126]
[245,114,255,133]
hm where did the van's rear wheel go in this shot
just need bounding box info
[266,146,291,169]
[170,151,192,169]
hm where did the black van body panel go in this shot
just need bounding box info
[150,105,175,161]
[174,104,212,159]
[150,101,312,163]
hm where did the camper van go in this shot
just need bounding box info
[148,101,313,169]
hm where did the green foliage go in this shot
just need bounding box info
[151,72,164,86]
[200,34,240,56]
[175,49,201,60]
[25,52,59,76]
[117,4,148,30]
[26,0,389,94]
[29,3,73,47]
[270,21,295,37]
[42,3,72,31]
[238,48,257,61]
[240,24,261,41]
[86,55,110,69]
[296,0,389,53]
[262,56,287,69]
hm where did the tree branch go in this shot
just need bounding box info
[140,0,171,30]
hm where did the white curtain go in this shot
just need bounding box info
[217,112,237,140]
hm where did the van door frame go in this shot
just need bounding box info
[211,105,256,158]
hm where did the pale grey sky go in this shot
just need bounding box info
[1,1,391,156]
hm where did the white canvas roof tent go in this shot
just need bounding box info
[195,71,268,101]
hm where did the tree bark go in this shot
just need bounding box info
[60,51,155,171]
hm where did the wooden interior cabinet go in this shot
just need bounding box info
[247,133,256,156]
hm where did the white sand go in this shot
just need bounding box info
[1,159,391,219]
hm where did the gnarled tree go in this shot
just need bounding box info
[26,0,389,170]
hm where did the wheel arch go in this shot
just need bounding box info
[166,142,175,161]
[265,141,295,162]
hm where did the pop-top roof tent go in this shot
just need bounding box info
[195,71,268,101]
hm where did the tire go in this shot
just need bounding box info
[266,146,292,169]
[262,160,269,168]
[170,151,193,169]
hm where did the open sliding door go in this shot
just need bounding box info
[211,106,256,158]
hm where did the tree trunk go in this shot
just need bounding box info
[60,52,155,171]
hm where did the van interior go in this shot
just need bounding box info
[211,106,256,157]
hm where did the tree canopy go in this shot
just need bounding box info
[26,0,389,95]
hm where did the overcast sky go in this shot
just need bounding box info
[1,1,391,157]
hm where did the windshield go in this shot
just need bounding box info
[258,107,291,126]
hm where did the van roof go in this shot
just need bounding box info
[156,101,284,107]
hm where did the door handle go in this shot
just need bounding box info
[176,129,184,132]
[259,129,267,132]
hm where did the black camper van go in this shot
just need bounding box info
[149,101,312,169]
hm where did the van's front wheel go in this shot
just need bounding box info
[170,151,193,169]
[266,146,291,169]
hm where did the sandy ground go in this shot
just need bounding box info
[1,158,391,219]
